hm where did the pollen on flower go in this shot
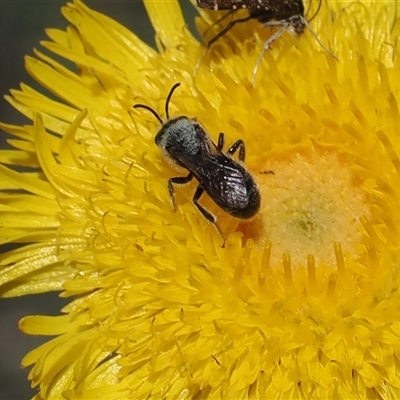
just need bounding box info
[256,147,370,268]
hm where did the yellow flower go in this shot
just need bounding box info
[1,0,400,398]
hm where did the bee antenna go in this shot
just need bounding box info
[165,83,181,120]
[133,104,164,125]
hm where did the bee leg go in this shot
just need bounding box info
[193,185,225,248]
[217,132,225,150]
[168,173,193,212]
[227,139,246,162]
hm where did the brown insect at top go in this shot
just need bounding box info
[197,0,306,35]
[196,0,336,84]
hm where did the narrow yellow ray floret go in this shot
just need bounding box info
[1,0,400,399]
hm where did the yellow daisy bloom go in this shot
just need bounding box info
[1,0,400,398]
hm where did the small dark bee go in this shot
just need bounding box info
[133,83,260,246]
[196,0,336,84]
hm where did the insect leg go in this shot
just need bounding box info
[168,173,194,212]
[227,139,245,162]
[193,185,225,247]
[251,25,287,86]
[202,10,235,43]
[217,132,225,150]
[194,14,254,81]
[207,14,255,48]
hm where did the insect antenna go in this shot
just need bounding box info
[134,82,181,124]
[308,0,322,23]
[251,6,337,85]
[304,0,313,18]
[301,0,336,61]
[133,103,164,125]
[301,17,338,61]
[165,83,181,120]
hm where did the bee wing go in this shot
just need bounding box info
[172,141,249,209]
[196,158,249,209]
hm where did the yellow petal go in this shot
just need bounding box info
[144,0,190,49]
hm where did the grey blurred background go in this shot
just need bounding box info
[0,2,198,399]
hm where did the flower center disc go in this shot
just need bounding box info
[256,147,370,268]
